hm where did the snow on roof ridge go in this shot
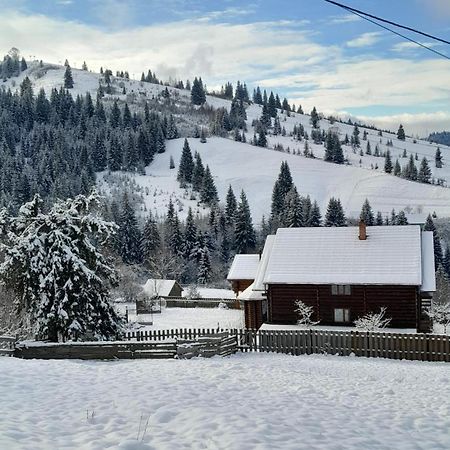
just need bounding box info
[227,254,260,281]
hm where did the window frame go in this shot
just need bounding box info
[334,308,351,323]
[331,285,352,296]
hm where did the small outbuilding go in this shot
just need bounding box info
[142,279,183,299]
[227,254,260,296]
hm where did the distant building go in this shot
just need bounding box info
[227,254,260,296]
[234,222,436,332]
[142,279,183,299]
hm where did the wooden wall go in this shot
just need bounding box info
[231,280,254,296]
[244,301,263,329]
[268,284,419,329]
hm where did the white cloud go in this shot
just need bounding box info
[329,14,361,24]
[391,41,438,52]
[347,32,382,48]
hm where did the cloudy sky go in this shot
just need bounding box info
[1,0,449,135]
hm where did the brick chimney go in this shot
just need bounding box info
[359,220,367,241]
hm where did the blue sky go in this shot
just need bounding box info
[1,0,450,133]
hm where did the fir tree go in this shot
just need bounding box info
[394,159,401,176]
[435,147,443,168]
[141,213,161,261]
[418,157,431,184]
[424,214,443,269]
[310,107,320,128]
[384,149,393,173]
[177,139,194,185]
[197,246,211,284]
[191,77,206,105]
[324,197,346,227]
[0,193,122,342]
[308,201,322,227]
[234,190,256,254]
[117,193,142,264]
[64,64,74,89]
[360,199,374,226]
[200,165,219,206]
[192,152,205,192]
[225,185,238,225]
[397,124,406,141]
[183,207,198,259]
[282,186,302,227]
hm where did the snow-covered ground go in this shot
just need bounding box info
[5,61,450,222]
[1,353,450,449]
[116,305,244,330]
[182,288,235,299]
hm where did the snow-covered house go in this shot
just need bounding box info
[236,222,436,332]
[142,279,183,299]
[227,254,260,296]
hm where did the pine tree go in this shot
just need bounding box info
[282,186,302,227]
[308,201,322,227]
[360,199,374,226]
[64,65,74,89]
[192,152,205,192]
[197,246,211,284]
[0,193,122,342]
[234,190,256,253]
[200,165,219,206]
[324,198,346,227]
[435,147,443,168]
[165,200,183,255]
[418,157,431,184]
[424,214,443,269]
[169,155,175,169]
[117,193,142,264]
[376,211,383,226]
[141,213,161,261]
[191,77,206,105]
[384,149,393,173]
[177,139,194,185]
[352,124,360,147]
[183,207,198,259]
[397,124,406,141]
[271,161,293,220]
[394,159,401,176]
[225,185,238,225]
[310,107,320,128]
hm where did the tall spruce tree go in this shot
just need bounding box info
[177,139,194,185]
[360,199,374,226]
[234,190,256,253]
[117,193,142,264]
[225,185,238,225]
[200,165,219,206]
[435,147,443,168]
[384,149,393,173]
[64,64,74,89]
[397,124,406,141]
[418,157,431,184]
[141,213,161,262]
[324,197,346,227]
[424,214,443,269]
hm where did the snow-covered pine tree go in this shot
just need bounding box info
[435,147,443,168]
[394,159,401,176]
[310,107,320,128]
[197,246,211,284]
[324,197,346,227]
[177,139,194,185]
[0,192,122,342]
[183,207,198,259]
[384,149,393,173]
[307,200,322,227]
[282,186,303,228]
[360,199,374,226]
[117,193,142,264]
[225,185,238,225]
[200,165,219,206]
[424,214,443,269]
[418,157,431,184]
[141,213,161,262]
[234,190,256,254]
[192,152,205,192]
[397,124,406,141]
[64,64,74,89]
[191,77,206,105]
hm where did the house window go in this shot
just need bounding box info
[334,308,351,323]
[331,285,351,295]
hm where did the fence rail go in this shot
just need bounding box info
[0,335,16,356]
[236,329,450,362]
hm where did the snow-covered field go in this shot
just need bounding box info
[5,61,450,222]
[1,353,450,449]
[116,305,244,330]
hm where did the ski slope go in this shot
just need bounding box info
[5,60,450,221]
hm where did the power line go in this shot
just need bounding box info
[324,0,450,45]
[323,0,450,60]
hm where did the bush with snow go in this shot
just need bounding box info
[217,302,229,310]
[354,307,391,331]
[295,300,319,327]
[426,302,450,334]
[185,285,202,300]
[0,192,123,342]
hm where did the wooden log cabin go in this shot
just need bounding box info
[234,222,436,332]
[227,254,260,296]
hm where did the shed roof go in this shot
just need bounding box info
[142,279,182,298]
[263,226,429,287]
[227,254,260,281]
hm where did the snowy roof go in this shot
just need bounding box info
[142,279,182,298]
[262,226,431,287]
[406,213,428,226]
[227,255,260,281]
[421,231,436,292]
[253,235,276,291]
[238,283,265,301]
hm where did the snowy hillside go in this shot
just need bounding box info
[5,60,450,221]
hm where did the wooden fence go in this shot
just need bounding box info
[125,328,238,342]
[237,329,450,362]
[0,335,16,356]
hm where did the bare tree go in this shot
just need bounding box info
[354,307,391,331]
[295,300,319,327]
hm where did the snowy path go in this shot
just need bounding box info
[1,353,450,449]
